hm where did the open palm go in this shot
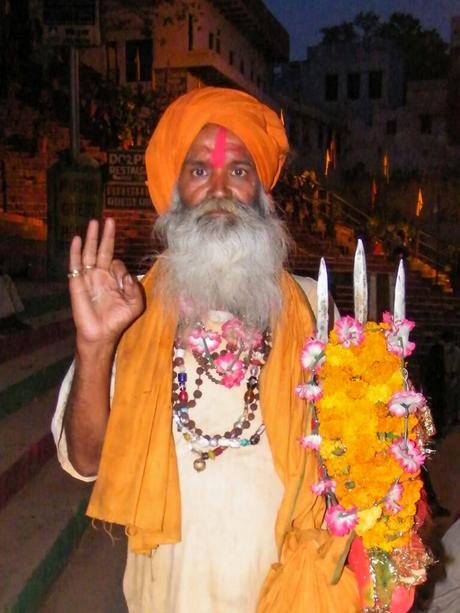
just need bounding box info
[68,218,145,347]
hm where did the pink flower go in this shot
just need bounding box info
[301,339,326,371]
[221,318,263,350]
[385,480,403,513]
[187,328,221,355]
[383,312,416,358]
[325,504,358,536]
[295,383,323,401]
[299,433,322,450]
[334,316,364,348]
[214,351,245,388]
[390,437,425,473]
[312,478,336,495]
[388,391,426,417]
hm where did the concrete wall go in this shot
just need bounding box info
[154,0,270,93]
[343,79,455,175]
[304,39,405,116]
[295,34,460,177]
[79,0,274,103]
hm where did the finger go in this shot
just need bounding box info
[122,275,145,311]
[110,259,129,290]
[96,218,116,270]
[69,235,83,277]
[81,219,100,268]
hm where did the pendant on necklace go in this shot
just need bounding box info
[193,457,206,472]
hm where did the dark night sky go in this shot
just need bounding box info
[263,0,460,60]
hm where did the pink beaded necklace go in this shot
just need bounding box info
[172,319,271,472]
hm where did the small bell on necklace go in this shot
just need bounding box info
[193,457,206,472]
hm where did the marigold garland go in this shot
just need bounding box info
[297,313,434,612]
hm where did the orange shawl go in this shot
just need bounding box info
[87,263,359,611]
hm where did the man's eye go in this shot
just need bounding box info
[192,168,207,177]
[232,168,248,177]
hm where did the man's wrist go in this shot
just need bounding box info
[75,337,116,365]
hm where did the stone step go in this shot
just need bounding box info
[0,315,74,364]
[0,386,59,511]
[0,326,74,507]
[0,282,71,363]
[0,458,91,612]
[0,336,74,418]
[39,523,127,613]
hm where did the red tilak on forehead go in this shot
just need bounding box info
[210,127,227,168]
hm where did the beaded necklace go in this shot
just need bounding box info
[172,319,272,472]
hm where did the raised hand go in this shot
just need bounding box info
[68,218,145,349]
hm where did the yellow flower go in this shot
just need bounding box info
[309,323,427,558]
[356,506,383,536]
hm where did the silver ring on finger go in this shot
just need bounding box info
[68,267,82,279]
[84,264,96,271]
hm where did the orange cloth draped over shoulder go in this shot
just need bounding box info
[87,86,359,611]
[87,265,358,611]
[145,87,289,214]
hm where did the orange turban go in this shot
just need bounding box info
[145,87,289,214]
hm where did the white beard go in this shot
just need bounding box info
[154,190,289,329]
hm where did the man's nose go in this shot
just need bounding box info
[208,169,231,199]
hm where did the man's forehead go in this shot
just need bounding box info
[185,124,254,164]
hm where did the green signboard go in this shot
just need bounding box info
[47,156,103,278]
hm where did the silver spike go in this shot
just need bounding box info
[353,239,368,324]
[394,259,406,322]
[317,257,329,342]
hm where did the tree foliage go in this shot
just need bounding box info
[320,11,449,80]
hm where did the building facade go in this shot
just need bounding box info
[78,0,288,109]
[282,20,460,178]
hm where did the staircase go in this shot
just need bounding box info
[286,218,460,382]
[0,282,84,611]
[0,278,131,612]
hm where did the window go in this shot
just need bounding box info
[208,32,214,50]
[368,71,382,99]
[239,59,245,75]
[229,50,234,65]
[347,72,360,100]
[386,119,397,135]
[106,42,119,83]
[125,39,152,82]
[325,73,338,101]
[216,29,221,54]
[188,14,193,51]
[420,114,432,134]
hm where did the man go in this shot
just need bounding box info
[53,87,358,612]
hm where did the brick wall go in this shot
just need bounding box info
[103,207,162,275]
[2,154,48,219]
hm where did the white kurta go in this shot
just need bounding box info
[52,276,328,613]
